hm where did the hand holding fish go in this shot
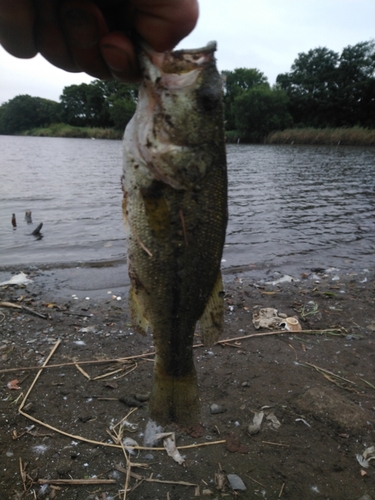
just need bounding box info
[0,0,198,82]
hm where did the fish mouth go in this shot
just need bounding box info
[139,41,217,83]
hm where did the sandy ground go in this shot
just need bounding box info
[0,264,375,500]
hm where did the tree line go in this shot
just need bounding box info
[0,40,374,140]
[0,79,137,134]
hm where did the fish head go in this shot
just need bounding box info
[128,42,225,189]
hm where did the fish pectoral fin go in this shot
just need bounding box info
[129,286,150,336]
[198,272,224,346]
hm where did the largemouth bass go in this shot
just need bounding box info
[122,42,227,428]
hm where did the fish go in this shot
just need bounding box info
[122,42,227,428]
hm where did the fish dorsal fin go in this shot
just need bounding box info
[199,272,224,346]
[129,286,150,336]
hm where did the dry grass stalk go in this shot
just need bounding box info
[129,470,198,488]
[92,362,138,381]
[18,339,61,413]
[360,378,375,390]
[279,482,286,497]
[19,458,27,491]
[0,351,155,374]
[1,328,344,376]
[0,300,48,319]
[262,441,290,447]
[38,479,116,485]
[75,363,91,379]
[245,475,266,488]
[301,362,356,385]
[109,409,143,500]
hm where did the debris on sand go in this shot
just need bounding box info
[0,272,32,286]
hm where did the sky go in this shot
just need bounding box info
[0,0,374,105]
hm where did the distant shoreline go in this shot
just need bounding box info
[21,123,123,140]
[229,126,375,146]
[2,124,374,146]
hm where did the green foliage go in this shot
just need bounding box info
[2,40,374,142]
[60,80,138,128]
[277,40,375,128]
[222,68,269,130]
[233,87,293,142]
[22,123,122,139]
[109,98,136,130]
[0,95,60,134]
[267,127,375,146]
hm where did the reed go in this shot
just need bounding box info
[22,123,123,140]
[266,127,375,146]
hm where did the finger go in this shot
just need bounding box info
[0,0,37,58]
[100,32,141,82]
[133,0,199,52]
[60,0,112,79]
[35,0,79,72]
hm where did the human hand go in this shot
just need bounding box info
[0,0,198,82]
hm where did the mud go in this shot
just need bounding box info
[0,265,374,499]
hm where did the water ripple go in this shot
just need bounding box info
[0,137,374,274]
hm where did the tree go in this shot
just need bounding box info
[234,87,292,141]
[222,68,269,129]
[277,47,339,126]
[60,83,103,127]
[60,80,138,128]
[0,95,60,134]
[276,40,375,128]
[336,40,375,127]
[107,81,138,130]
[108,98,136,130]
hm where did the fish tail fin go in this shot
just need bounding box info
[129,286,150,335]
[199,272,224,346]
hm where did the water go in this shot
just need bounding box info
[1,136,374,276]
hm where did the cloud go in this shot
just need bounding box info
[0,0,374,102]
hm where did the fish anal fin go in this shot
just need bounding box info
[199,272,224,346]
[129,286,150,336]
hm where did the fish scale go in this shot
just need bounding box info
[122,42,227,428]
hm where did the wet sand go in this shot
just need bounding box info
[0,264,374,499]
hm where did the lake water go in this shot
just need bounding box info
[0,136,374,277]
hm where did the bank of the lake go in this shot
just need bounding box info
[18,124,375,146]
[266,126,375,146]
[227,126,375,145]
[22,122,123,140]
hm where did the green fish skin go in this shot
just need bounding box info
[122,42,227,429]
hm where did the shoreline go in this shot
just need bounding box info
[2,125,374,146]
[1,256,374,498]
[1,259,373,301]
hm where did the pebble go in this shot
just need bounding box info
[227,473,247,491]
[357,495,372,500]
[119,396,143,407]
[135,393,150,402]
[210,403,227,414]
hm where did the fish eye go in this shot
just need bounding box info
[197,86,220,112]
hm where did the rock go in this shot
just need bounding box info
[119,396,143,407]
[135,393,150,402]
[210,403,227,414]
[294,386,372,433]
[227,473,247,491]
[357,495,372,500]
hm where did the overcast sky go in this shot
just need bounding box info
[0,0,374,105]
